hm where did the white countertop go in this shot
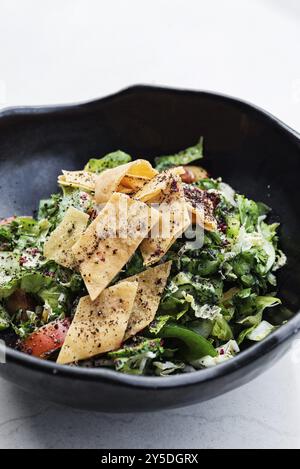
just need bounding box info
[0,352,300,449]
[0,0,299,449]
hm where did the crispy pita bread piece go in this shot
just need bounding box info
[72,193,160,301]
[120,174,150,192]
[57,281,138,364]
[116,185,135,195]
[134,167,185,203]
[140,176,191,265]
[121,261,172,340]
[95,159,157,203]
[58,170,96,192]
[183,184,217,231]
[43,207,89,268]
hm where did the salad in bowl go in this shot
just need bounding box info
[0,140,286,376]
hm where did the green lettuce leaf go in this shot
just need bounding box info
[108,338,164,375]
[149,315,172,335]
[195,177,220,191]
[155,138,203,172]
[192,340,240,368]
[246,320,275,341]
[84,151,132,173]
[153,360,185,376]
[236,295,281,344]
[38,189,93,230]
[160,272,223,320]
[0,270,71,324]
[120,250,144,278]
[0,304,10,331]
[0,218,50,252]
[0,252,20,281]
[10,310,41,338]
[0,223,15,250]
[38,193,61,224]
[236,195,270,232]
[211,314,233,341]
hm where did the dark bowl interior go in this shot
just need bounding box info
[0,86,299,412]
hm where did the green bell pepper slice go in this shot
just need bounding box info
[159,323,217,361]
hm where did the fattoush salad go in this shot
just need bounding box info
[0,140,287,375]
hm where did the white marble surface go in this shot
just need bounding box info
[0,0,299,449]
[0,352,300,449]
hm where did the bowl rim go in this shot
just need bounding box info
[0,84,299,390]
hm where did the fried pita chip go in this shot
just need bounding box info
[116,185,135,195]
[120,261,172,340]
[72,193,160,301]
[95,159,157,203]
[120,174,151,192]
[183,184,217,231]
[43,207,89,268]
[57,281,138,364]
[140,176,191,265]
[134,167,185,203]
[58,170,96,192]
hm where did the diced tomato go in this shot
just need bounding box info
[0,216,16,226]
[181,168,196,184]
[20,318,71,358]
[181,165,208,184]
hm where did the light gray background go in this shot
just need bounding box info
[0,0,299,449]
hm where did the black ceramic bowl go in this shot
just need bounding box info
[0,86,299,412]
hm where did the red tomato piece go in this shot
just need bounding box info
[20,318,71,358]
[0,216,16,225]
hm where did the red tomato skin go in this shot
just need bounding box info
[20,318,71,358]
[0,216,16,226]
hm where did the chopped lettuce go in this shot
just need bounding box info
[219,195,284,290]
[143,181,287,366]
[195,177,220,191]
[120,250,144,278]
[0,145,288,375]
[149,315,172,335]
[0,265,82,337]
[155,139,203,172]
[236,195,270,232]
[246,320,275,341]
[0,252,21,291]
[236,294,281,344]
[0,218,50,252]
[192,340,240,368]
[0,207,84,338]
[108,337,184,376]
[160,272,223,317]
[2,272,68,314]
[84,150,131,173]
[11,311,40,339]
[211,314,233,342]
[0,304,10,331]
[38,188,92,231]
[108,338,165,375]
[153,360,185,376]
[218,182,237,207]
